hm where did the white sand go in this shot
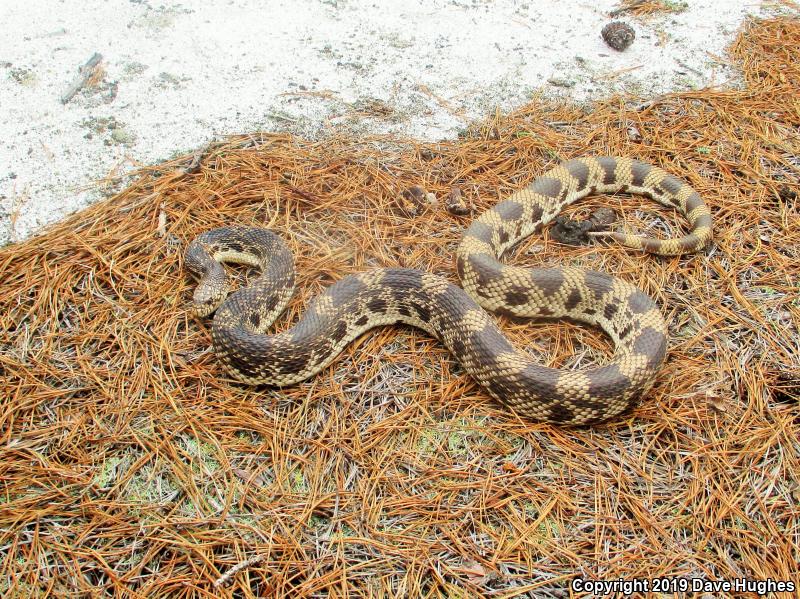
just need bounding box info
[0,0,777,244]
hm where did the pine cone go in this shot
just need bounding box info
[602,21,636,51]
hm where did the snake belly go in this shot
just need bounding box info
[186,157,712,425]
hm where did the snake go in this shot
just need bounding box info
[186,157,712,425]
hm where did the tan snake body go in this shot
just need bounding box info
[186,157,712,425]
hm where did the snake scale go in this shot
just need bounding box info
[186,157,712,425]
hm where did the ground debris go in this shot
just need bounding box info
[60,52,103,104]
[550,207,617,246]
[445,185,472,215]
[601,21,636,52]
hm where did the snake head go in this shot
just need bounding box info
[191,261,230,317]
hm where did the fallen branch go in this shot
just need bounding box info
[213,554,266,587]
[60,52,103,104]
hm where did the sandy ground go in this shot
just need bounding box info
[0,0,779,245]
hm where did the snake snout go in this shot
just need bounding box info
[192,278,229,317]
[191,294,217,317]
[188,257,231,317]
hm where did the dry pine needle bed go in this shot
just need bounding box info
[1,15,798,598]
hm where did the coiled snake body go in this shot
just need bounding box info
[186,157,712,425]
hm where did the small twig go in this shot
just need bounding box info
[595,64,644,81]
[60,52,103,104]
[157,203,167,237]
[181,142,212,175]
[266,112,300,123]
[675,58,704,76]
[213,554,266,587]
[285,184,320,204]
[277,89,340,100]
[633,93,668,111]
[414,83,463,116]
